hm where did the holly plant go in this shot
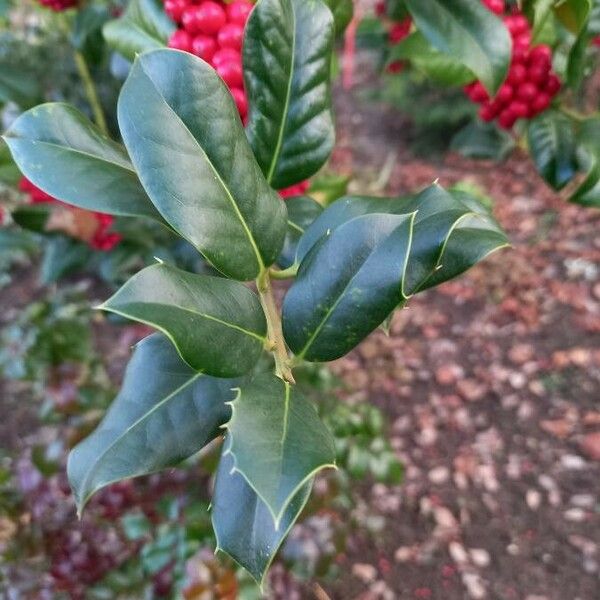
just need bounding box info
[3,0,509,587]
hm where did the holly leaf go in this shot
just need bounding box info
[0,58,41,108]
[451,120,515,161]
[68,334,234,513]
[118,49,287,281]
[3,103,161,221]
[286,187,509,360]
[224,374,335,526]
[527,110,579,190]
[212,443,312,586]
[100,263,267,378]
[278,195,323,269]
[387,31,476,86]
[103,0,174,62]
[283,212,415,361]
[244,0,335,189]
[405,0,512,95]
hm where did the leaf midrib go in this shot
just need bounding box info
[265,0,297,184]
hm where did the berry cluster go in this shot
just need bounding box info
[375,1,412,73]
[165,0,252,120]
[465,0,561,129]
[37,0,78,11]
[18,177,121,251]
[164,0,308,198]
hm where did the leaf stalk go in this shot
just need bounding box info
[257,270,295,384]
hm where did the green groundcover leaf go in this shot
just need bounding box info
[224,373,335,526]
[118,49,287,281]
[527,110,579,190]
[100,263,267,378]
[3,103,161,221]
[103,0,174,62]
[244,0,335,189]
[278,195,323,269]
[286,186,509,361]
[68,334,234,512]
[212,442,312,586]
[405,0,512,94]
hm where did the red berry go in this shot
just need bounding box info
[469,81,489,103]
[527,65,548,85]
[483,0,505,15]
[168,29,193,53]
[226,0,254,26]
[389,20,411,44]
[216,60,244,88]
[545,73,561,95]
[479,104,496,122]
[529,45,552,65]
[164,0,188,23]
[192,34,217,61]
[375,1,386,17]
[182,7,203,34]
[386,61,405,74]
[217,23,245,51]
[495,83,513,104]
[531,92,551,114]
[195,1,227,35]
[517,82,537,102]
[510,100,528,119]
[498,108,517,129]
[507,63,527,85]
[506,15,530,36]
[212,48,241,67]
[230,87,248,118]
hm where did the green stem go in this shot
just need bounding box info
[269,264,298,280]
[73,49,108,135]
[558,105,589,123]
[257,270,295,384]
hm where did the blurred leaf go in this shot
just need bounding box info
[451,120,515,160]
[103,0,175,62]
[40,237,92,284]
[554,0,592,33]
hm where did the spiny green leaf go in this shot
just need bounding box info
[68,334,234,512]
[3,103,161,221]
[224,373,335,526]
[118,49,287,281]
[283,212,415,361]
[244,0,335,189]
[103,0,174,62]
[286,186,509,361]
[405,0,512,94]
[100,263,267,378]
[212,442,312,586]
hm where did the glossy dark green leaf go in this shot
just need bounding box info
[387,32,476,86]
[3,103,161,221]
[212,442,312,585]
[118,49,287,281]
[278,195,323,268]
[103,0,174,62]
[72,4,110,62]
[0,142,20,186]
[451,120,515,160]
[570,117,600,207]
[244,0,335,189]
[100,263,267,378]
[284,212,415,361]
[68,334,234,512]
[224,373,335,525]
[527,110,578,190]
[324,0,354,35]
[570,160,600,207]
[405,0,512,94]
[11,205,51,234]
[287,187,509,360]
